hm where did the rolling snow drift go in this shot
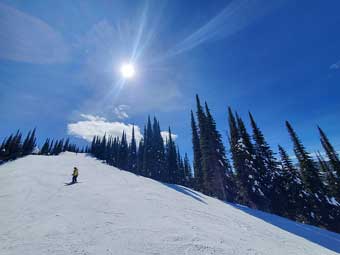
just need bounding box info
[0,152,339,255]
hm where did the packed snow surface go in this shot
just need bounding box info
[0,153,339,255]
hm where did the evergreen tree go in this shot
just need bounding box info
[128,126,138,173]
[286,121,334,227]
[137,138,144,175]
[40,138,50,155]
[278,145,310,222]
[152,118,165,181]
[143,118,153,178]
[286,121,325,195]
[118,132,129,170]
[22,130,32,156]
[318,127,340,200]
[183,153,193,187]
[228,109,267,209]
[191,110,203,191]
[63,138,70,152]
[165,127,178,183]
[203,101,234,201]
[249,112,280,211]
[176,148,185,185]
[195,95,209,194]
[316,151,339,200]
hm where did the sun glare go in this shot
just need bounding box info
[120,63,136,79]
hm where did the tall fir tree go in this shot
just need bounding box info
[286,121,335,228]
[228,109,268,209]
[40,138,50,155]
[165,127,178,184]
[196,95,209,194]
[278,145,310,222]
[152,118,165,181]
[191,110,203,192]
[318,127,340,200]
[183,153,193,187]
[203,102,234,201]
[118,132,129,170]
[143,118,153,178]
[137,138,144,176]
[286,121,325,195]
[128,126,138,174]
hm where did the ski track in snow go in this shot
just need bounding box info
[0,152,339,255]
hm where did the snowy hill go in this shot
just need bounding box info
[1,153,339,255]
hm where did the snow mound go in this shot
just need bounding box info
[0,152,339,255]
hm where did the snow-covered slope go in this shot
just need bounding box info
[0,153,339,255]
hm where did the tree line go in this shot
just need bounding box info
[1,97,339,233]
[191,95,340,233]
[0,129,82,163]
[90,116,193,187]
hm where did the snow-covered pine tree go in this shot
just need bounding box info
[278,145,310,222]
[228,109,268,210]
[285,121,336,229]
[249,112,279,211]
[318,127,340,200]
[316,151,339,202]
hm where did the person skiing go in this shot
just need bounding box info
[72,167,79,183]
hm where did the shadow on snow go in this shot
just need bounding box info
[161,183,207,205]
[229,203,340,253]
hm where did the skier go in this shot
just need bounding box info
[72,167,79,183]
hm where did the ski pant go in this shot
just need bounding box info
[72,176,78,183]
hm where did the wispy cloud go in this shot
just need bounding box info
[330,61,340,70]
[164,0,284,58]
[0,3,70,64]
[113,105,129,120]
[67,114,142,143]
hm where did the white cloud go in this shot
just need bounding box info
[161,131,178,142]
[0,3,69,64]
[330,61,340,70]
[113,105,129,119]
[67,114,142,143]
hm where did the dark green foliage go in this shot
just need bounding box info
[89,117,187,186]
[128,126,138,174]
[165,127,178,184]
[183,153,193,187]
[137,138,144,175]
[286,122,325,195]
[118,132,129,170]
[318,127,340,200]
[143,117,153,178]
[0,129,79,163]
[278,145,310,222]
[191,110,203,191]
[286,121,339,231]
[228,109,268,209]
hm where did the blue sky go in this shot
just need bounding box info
[1,0,340,160]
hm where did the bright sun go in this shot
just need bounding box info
[120,63,136,79]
